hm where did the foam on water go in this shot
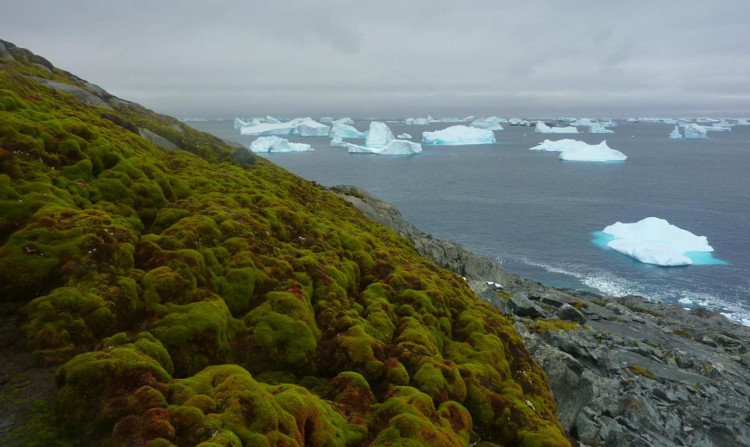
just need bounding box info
[503,254,750,326]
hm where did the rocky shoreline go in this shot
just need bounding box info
[332,185,750,447]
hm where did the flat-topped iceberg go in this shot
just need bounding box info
[589,122,614,134]
[535,121,579,134]
[682,123,707,139]
[470,116,504,130]
[240,117,330,137]
[530,139,627,161]
[329,122,367,139]
[598,217,716,266]
[422,125,496,145]
[345,122,422,155]
[249,136,313,153]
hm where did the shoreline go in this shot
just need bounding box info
[332,184,750,447]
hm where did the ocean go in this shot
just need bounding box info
[190,119,750,324]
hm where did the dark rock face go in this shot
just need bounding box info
[334,185,750,447]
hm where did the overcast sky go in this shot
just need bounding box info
[3,0,749,118]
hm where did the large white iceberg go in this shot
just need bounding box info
[422,125,496,145]
[329,122,367,139]
[535,121,579,134]
[682,123,707,139]
[345,122,422,155]
[601,217,714,266]
[470,116,504,130]
[240,117,330,137]
[669,126,682,139]
[589,122,614,134]
[530,139,627,161]
[249,136,313,153]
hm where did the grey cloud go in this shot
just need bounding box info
[1,0,748,118]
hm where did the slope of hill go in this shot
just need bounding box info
[0,40,568,446]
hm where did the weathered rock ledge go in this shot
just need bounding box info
[332,185,750,447]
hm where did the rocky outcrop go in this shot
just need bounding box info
[333,185,750,447]
[137,127,178,150]
[31,76,113,109]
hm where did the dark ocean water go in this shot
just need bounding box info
[190,119,750,324]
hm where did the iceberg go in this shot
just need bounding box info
[530,139,627,162]
[397,133,412,139]
[535,121,579,134]
[508,118,531,126]
[599,217,715,266]
[329,122,367,139]
[736,118,750,126]
[330,136,347,148]
[404,117,430,125]
[234,117,248,129]
[422,125,496,145]
[570,118,596,127]
[669,126,682,139]
[319,117,334,124]
[265,115,282,124]
[589,122,614,134]
[249,136,313,153]
[682,123,707,139]
[470,116,504,130]
[333,117,355,126]
[346,140,422,155]
[240,117,330,137]
[345,122,422,155]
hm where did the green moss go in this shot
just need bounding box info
[627,365,658,380]
[527,319,580,334]
[0,47,570,447]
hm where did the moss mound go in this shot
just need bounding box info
[0,43,569,446]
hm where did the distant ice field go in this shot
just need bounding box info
[191,119,750,325]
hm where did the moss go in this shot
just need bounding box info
[0,46,570,447]
[527,319,580,334]
[672,328,693,339]
[627,365,658,380]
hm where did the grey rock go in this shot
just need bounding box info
[31,77,112,110]
[558,303,587,323]
[509,292,547,318]
[0,41,14,60]
[137,127,178,150]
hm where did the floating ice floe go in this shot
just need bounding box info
[345,122,422,155]
[508,118,531,126]
[669,126,682,139]
[330,136,347,148]
[422,125,496,145]
[240,117,330,137]
[589,122,614,134]
[535,121,579,134]
[397,133,412,139]
[598,217,716,266]
[470,116,504,130]
[249,136,313,153]
[736,118,750,126]
[329,122,367,139]
[682,123,707,139]
[530,139,627,161]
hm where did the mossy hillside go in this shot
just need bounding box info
[0,44,569,446]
